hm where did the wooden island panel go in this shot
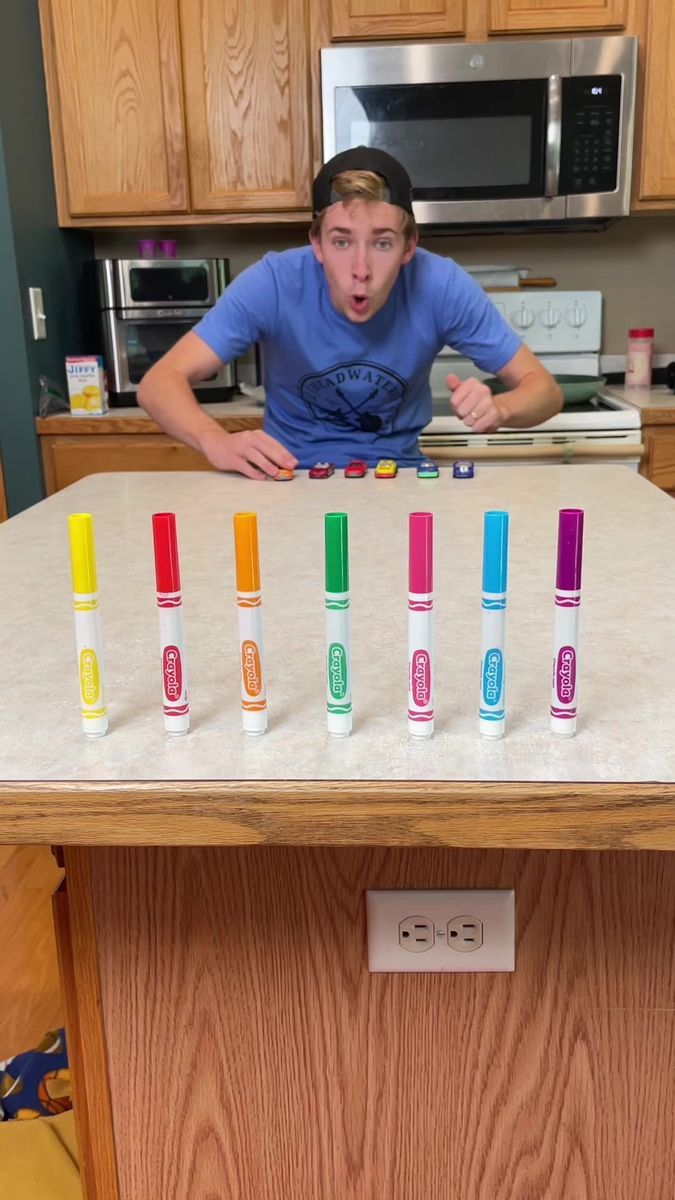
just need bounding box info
[63,842,675,1200]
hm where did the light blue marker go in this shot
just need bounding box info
[479,511,509,739]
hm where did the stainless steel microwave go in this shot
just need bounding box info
[321,35,637,229]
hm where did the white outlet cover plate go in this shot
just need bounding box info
[366,889,515,973]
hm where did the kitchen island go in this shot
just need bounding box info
[0,467,673,1199]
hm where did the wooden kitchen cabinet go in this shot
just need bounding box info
[36,408,264,495]
[489,0,627,34]
[39,0,314,222]
[329,0,465,40]
[637,0,675,203]
[640,427,675,495]
[38,0,189,219]
[180,0,312,212]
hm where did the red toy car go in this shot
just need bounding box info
[309,461,335,479]
[344,459,367,478]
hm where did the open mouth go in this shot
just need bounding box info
[349,294,369,314]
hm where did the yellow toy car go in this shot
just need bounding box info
[374,459,398,479]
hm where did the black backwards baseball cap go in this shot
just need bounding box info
[312,145,414,216]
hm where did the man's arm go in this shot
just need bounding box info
[447,345,563,433]
[137,332,297,480]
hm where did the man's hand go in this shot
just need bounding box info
[199,427,297,480]
[446,374,507,433]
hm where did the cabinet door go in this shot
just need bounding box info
[181,0,312,212]
[639,0,675,201]
[41,0,188,217]
[330,0,465,39]
[489,0,626,34]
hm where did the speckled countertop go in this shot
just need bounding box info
[0,465,674,786]
[606,385,675,420]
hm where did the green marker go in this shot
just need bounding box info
[325,512,351,737]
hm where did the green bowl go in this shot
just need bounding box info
[485,373,606,406]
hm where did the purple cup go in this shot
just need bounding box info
[158,239,177,259]
[138,239,156,259]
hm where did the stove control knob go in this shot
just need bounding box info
[565,303,587,328]
[539,305,561,329]
[511,306,534,330]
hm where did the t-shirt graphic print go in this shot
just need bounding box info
[299,360,406,435]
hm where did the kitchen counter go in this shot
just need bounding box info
[2,465,675,848]
[607,383,675,424]
[34,396,263,434]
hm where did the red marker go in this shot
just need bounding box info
[152,513,190,734]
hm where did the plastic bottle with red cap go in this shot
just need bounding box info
[626,327,654,388]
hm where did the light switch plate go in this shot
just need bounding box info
[366,889,515,973]
[28,287,47,340]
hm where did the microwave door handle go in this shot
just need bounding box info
[545,74,562,198]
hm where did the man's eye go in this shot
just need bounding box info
[376,240,393,250]
[332,238,349,249]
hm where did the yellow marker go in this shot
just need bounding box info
[68,513,108,737]
[233,513,267,734]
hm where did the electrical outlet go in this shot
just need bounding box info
[366,889,514,973]
[447,917,483,952]
[399,916,435,952]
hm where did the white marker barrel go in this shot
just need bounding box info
[237,591,268,735]
[73,595,108,737]
[550,590,580,737]
[326,594,352,737]
[408,594,434,736]
[157,592,189,735]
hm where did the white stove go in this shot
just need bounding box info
[422,290,642,468]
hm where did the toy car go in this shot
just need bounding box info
[274,468,295,481]
[344,459,368,478]
[417,458,439,479]
[374,459,398,479]
[309,461,335,479]
[453,460,475,479]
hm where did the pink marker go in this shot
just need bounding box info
[152,513,190,735]
[408,512,434,736]
[550,508,584,737]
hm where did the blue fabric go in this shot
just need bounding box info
[195,246,521,468]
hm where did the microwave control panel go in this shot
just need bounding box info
[559,75,622,195]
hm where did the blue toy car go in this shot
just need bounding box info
[453,460,475,479]
[417,459,439,479]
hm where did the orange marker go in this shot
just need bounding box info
[233,512,267,734]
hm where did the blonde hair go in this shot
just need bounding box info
[310,169,417,241]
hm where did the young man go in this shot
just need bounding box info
[138,146,562,479]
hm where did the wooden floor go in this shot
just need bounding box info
[0,845,64,1059]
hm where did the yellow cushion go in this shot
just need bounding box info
[0,1109,80,1199]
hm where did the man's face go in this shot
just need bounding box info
[309,200,417,323]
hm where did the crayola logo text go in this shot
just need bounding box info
[555,646,576,703]
[482,649,503,706]
[411,650,431,706]
[242,641,262,697]
[79,649,99,705]
[328,643,347,700]
[162,645,183,702]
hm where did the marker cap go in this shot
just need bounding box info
[482,511,509,592]
[556,509,584,590]
[325,512,349,592]
[152,512,181,592]
[68,513,98,593]
[234,512,261,592]
[409,512,433,592]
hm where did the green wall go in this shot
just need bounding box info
[0,0,93,515]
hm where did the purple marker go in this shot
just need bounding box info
[408,513,434,736]
[550,509,584,737]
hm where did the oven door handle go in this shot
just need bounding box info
[545,74,562,199]
[424,442,644,462]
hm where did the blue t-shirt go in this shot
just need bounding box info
[194,246,521,468]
